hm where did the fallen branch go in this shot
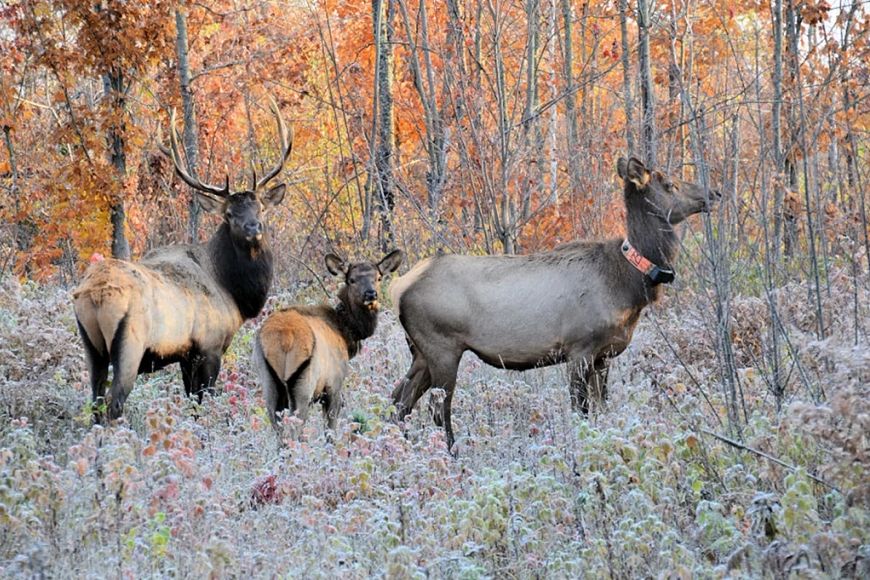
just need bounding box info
[700,428,840,493]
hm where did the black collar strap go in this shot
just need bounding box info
[621,239,675,285]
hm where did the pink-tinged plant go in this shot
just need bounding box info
[250,474,285,507]
[0,268,867,576]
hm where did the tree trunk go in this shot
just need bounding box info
[474,0,483,89]
[618,0,635,155]
[783,0,802,259]
[443,0,465,235]
[547,0,559,204]
[664,2,686,175]
[787,0,825,341]
[370,0,396,250]
[561,0,581,194]
[403,0,446,217]
[2,124,31,276]
[636,0,656,167]
[103,68,131,260]
[843,77,870,273]
[3,126,20,251]
[771,0,785,265]
[752,32,785,409]
[175,8,201,243]
[681,90,744,434]
[490,3,516,254]
[665,25,679,171]
[421,0,447,220]
[521,0,541,219]
[445,0,466,118]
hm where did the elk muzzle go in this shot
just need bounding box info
[363,289,379,311]
[703,189,723,212]
[244,221,264,242]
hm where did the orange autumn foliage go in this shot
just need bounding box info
[0,0,866,280]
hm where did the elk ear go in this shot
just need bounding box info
[624,157,650,189]
[617,157,629,179]
[377,249,404,275]
[261,183,286,208]
[196,192,224,214]
[325,253,346,277]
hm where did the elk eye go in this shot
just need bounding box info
[349,277,357,284]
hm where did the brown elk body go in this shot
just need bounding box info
[253,251,403,434]
[390,157,720,451]
[73,99,292,420]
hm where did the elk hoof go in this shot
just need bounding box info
[389,402,411,424]
[428,389,446,427]
[91,397,107,424]
[107,398,124,421]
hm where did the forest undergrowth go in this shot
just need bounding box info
[0,264,867,578]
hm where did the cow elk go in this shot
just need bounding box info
[390,157,720,451]
[253,250,404,436]
[73,98,292,421]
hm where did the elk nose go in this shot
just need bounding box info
[244,221,262,239]
[363,289,377,302]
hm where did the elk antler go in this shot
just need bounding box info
[158,109,230,198]
[251,96,293,192]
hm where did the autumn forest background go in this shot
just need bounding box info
[0,0,868,577]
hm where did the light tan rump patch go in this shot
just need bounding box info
[390,257,433,317]
[258,309,316,380]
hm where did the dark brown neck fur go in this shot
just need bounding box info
[208,223,274,319]
[623,182,680,270]
[330,285,379,358]
[619,181,680,300]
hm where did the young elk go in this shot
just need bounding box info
[391,157,721,451]
[253,250,404,436]
[73,99,292,421]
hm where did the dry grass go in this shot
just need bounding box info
[0,269,867,578]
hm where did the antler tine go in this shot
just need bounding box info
[255,95,294,191]
[249,160,257,192]
[162,108,230,198]
[156,124,172,157]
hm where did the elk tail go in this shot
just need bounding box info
[389,257,432,317]
[254,320,314,420]
[253,333,286,421]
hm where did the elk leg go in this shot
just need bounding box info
[180,358,196,396]
[288,375,314,440]
[427,387,446,427]
[567,356,593,415]
[193,354,221,402]
[568,356,610,414]
[266,385,291,435]
[77,321,109,422]
[322,390,343,434]
[589,358,611,404]
[392,354,432,421]
[180,352,220,401]
[269,376,289,428]
[106,323,145,421]
[427,354,461,453]
[290,404,311,441]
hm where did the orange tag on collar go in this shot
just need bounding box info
[621,240,655,276]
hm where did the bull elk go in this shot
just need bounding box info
[252,250,404,435]
[390,157,721,451]
[73,98,293,421]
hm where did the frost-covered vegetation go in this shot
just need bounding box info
[0,267,867,578]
